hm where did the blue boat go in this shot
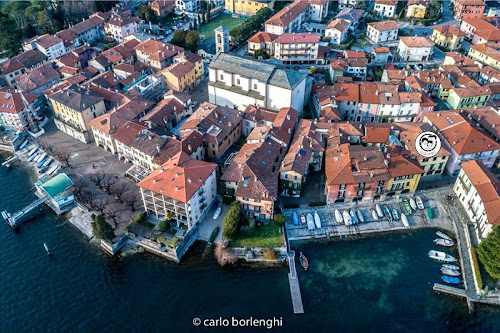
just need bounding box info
[293,212,299,226]
[442,276,460,284]
[383,206,392,221]
[37,157,47,168]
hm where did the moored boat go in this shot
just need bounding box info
[342,211,352,225]
[383,206,392,221]
[307,213,315,230]
[314,212,321,229]
[434,238,454,247]
[371,210,379,221]
[292,212,299,226]
[47,165,60,176]
[335,210,343,224]
[375,204,383,218]
[402,198,412,214]
[356,210,364,223]
[427,207,434,219]
[443,264,460,271]
[299,252,309,271]
[28,147,38,157]
[428,250,457,262]
[300,214,306,225]
[27,152,38,163]
[34,152,47,163]
[37,157,47,169]
[349,209,358,224]
[42,157,52,168]
[392,208,399,221]
[436,231,452,241]
[441,268,460,277]
[442,276,460,284]
[416,196,424,210]
[409,198,417,211]
[401,213,410,228]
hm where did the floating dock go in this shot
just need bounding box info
[4,195,48,228]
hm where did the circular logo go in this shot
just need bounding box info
[415,131,441,157]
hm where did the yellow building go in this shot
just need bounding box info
[406,0,427,18]
[386,155,424,194]
[468,44,500,70]
[431,25,466,51]
[225,0,274,16]
[49,85,106,143]
[446,86,491,109]
[161,52,204,92]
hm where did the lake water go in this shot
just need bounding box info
[1,159,499,331]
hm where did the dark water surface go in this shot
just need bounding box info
[1,160,499,332]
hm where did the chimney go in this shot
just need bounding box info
[153,177,157,183]
[175,186,179,191]
[188,178,192,183]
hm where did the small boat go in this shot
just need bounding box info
[314,212,321,229]
[38,165,49,174]
[428,250,457,263]
[356,210,364,223]
[402,198,412,214]
[44,243,51,255]
[392,208,399,221]
[37,157,47,169]
[371,210,379,221]
[292,212,299,226]
[409,198,417,211]
[375,204,383,218]
[307,213,315,230]
[342,211,352,225]
[401,213,410,228]
[299,252,309,271]
[19,140,28,150]
[42,157,52,168]
[35,152,47,163]
[383,206,392,221]
[349,209,358,224]
[48,165,60,176]
[427,207,434,219]
[436,231,452,241]
[442,276,460,285]
[434,238,454,247]
[1,211,8,220]
[441,268,461,277]
[28,146,38,156]
[443,264,460,271]
[335,210,343,224]
[27,152,38,162]
[416,196,425,210]
[300,214,306,225]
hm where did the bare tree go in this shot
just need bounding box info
[123,192,140,212]
[37,138,54,154]
[105,208,119,229]
[90,171,106,188]
[112,182,129,203]
[101,176,117,194]
[94,197,109,215]
[55,150,72,168]
[73,179,87,201]
[87,191,99,209]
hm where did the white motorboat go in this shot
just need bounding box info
[428,250,457,263]
[443,264,460,271]
[356,210,364,223]
[401,213,410,228]
[42,157,53,168]
[307,213,315,230]
[371,210,379,221]
[335,210,343,224]
[409,198,417,211]
[434,238,454,247]
[314,212,321,229]
[28,147,38,157]
[19,140,28,150]
[27,152,38,163]
[35,152,47,163]
[436,231,453,241]
[47,165,60,176]
[441,268,460,277]
[416,196,425,210]
[342,211,352,225]
[375,204,383,218]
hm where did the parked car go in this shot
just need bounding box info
[213,207,222,220]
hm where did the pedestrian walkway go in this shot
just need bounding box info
[287,251,304,314]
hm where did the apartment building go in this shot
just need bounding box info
[49,85,106,143]
[468,43,500,70]
[431,25,466,50]
[225,0,275,16]
[425,111,500,175]
[134,39,183,71]
[264,0,309,35]
[325,19,350,45]
[160,51,204,92]
[454,160,500,241]
[138,151,217,230]
[247,31,278,55]
[56,13,107,50]
[398,37,434,62]
[208,53,307,112]
[367,21,399,43]
[22,34,66,60]
[0,90,39,131]
[407,0,428,18]
[447,85,491,109]
[104,14,139,42]
[453,0,486,21]
[149,0,174,16]
[385,152,425,194]
[460,17,500,46]
[273,33,319,64]
[0,49,48,88]
[373,0,397,18]
[14,65,61,96]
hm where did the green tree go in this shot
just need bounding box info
[477,226,500,279]
[185,30,200,52]
[91,214,115,241]
[252,49,270,59]
[273,214,286,225]
[158,220,168,232]
[171,29,187,47]
[229,7,272,44]
[222,201,242,241]
[137,3,158,23]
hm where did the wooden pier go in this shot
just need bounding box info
[287,251,304,314]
